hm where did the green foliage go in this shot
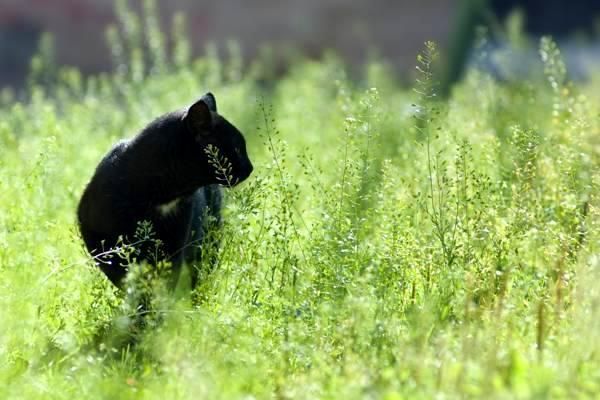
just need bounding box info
[1,4,599,397]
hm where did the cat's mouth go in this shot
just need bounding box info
[225,165,253,187]
[209,159,252,188]
[238,163,253,182]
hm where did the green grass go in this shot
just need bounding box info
[1,5,600,398]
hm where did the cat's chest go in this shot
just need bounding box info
[156,198,181,217]
[151,197,194,235]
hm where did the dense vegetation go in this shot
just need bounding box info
[1,3,599,398]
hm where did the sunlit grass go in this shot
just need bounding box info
[1,2,599,398]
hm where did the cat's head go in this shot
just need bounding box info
[182,93,253,186]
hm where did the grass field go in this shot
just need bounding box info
[1,5,600,399]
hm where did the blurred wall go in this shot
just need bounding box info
[0,0,456,87]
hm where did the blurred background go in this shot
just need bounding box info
[0,0,599,90]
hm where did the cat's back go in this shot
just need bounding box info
[85,139,130,183]
[78,140,130,229]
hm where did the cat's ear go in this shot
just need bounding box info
[183,98,212,133]
[201,92,217,112]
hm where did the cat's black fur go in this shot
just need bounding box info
[77,93,252,288]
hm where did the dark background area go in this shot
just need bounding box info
[0,0,455,88]
[0,0,599,89]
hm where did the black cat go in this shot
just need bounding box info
[77,93,253,288]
